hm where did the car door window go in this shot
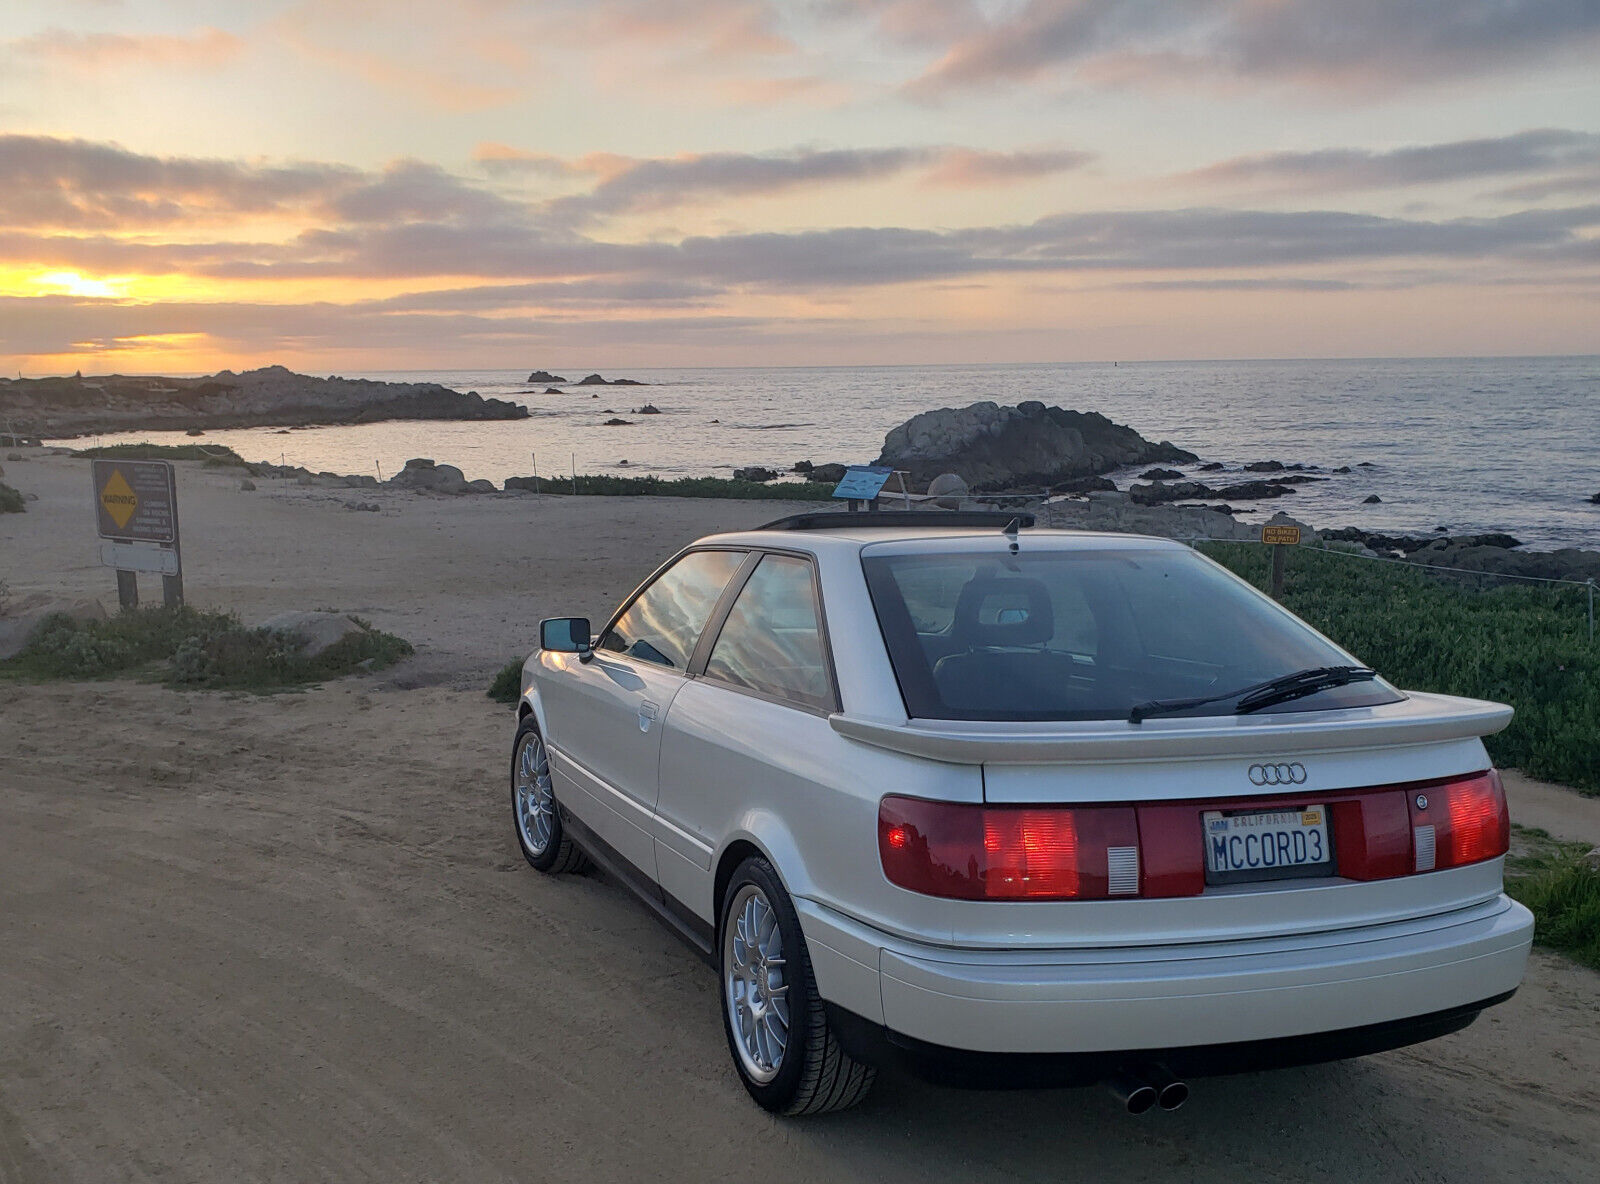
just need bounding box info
[703,555,834,711]
[600,550,746,669]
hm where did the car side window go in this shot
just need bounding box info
[703,554,834,711]
[600,550,746,669]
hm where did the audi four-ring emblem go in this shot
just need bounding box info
[1248,762,1307,786]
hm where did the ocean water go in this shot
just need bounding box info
[62,357,1599,550]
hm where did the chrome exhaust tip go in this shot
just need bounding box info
[1143,1063,1190,1112]
[1104,1072,1158,1115]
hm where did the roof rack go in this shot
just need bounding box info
[759,510,1037,531]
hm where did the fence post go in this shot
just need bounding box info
[1588,579,1595,643]
[1270,542,1287,599]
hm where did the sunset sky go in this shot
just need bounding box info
[2,1,1598,373]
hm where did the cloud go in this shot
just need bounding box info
[7,25,243,70]
[0,135,365,230]
[1182,129,1600,193]
[921,147,1093,186]
[907,1,1600,96]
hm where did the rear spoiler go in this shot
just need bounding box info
[828,692,1512,765]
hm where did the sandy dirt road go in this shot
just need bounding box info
[3,679,1598,1184]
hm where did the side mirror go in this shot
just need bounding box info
[540,617,593,661]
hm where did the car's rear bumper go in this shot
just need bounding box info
[797,893,1532,1066]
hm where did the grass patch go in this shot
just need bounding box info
[488,657,524,704]
[1505,825,1600,970]
[0,604,411,691]
[1199,542,1600,794]
[72,442,250,467]
[509,473,834,500]
[0,481,23,513]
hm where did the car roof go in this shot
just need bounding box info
[699,515,1192,556]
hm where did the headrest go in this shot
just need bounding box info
[952,577,1054,647]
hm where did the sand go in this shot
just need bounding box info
[2,450,1599,1182]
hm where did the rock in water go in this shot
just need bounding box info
[875,400,1195,490]
[527,370,567,384]
[1363,494,1383,504]
[733,466,778,482]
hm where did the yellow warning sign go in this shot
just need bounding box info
[99,469,138,529]
[1261,524,1301,545]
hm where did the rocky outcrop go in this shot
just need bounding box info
[732,466,778,482]
[527,370,567,383]
[1129,478,1300,505]
[0,366,529,437]
[576,373,644,386]
[875,401,1195,491]
[803,463,850,484]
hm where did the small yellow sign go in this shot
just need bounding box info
[1261,524,1301,545]
[99,469,138,530]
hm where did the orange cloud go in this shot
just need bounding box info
[12,26,243,70]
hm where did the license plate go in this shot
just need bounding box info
[1202,805,1333,884]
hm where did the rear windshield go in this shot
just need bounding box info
[861,547,1401,722]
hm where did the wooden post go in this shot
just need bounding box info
[1270,542,1287,600]
[116,570,138,610]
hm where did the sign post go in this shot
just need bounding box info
[831,465,894,511]
[91,459,183,609]
[1260,523,1301,599]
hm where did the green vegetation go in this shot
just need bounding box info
[1505,826,1600,970]
[0,605,411,691]
[0,481,23,513]
[488,657,524,704]
[1199,542,1600,793]
[71,442,250,468]
[515,474,833,500]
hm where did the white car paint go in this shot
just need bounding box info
[518,522,1532,1066]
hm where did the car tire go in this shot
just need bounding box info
[510,717,589,874]
[718,856,876,1115]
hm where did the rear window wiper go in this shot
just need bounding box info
[1129,666,1378,724]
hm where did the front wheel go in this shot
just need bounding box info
[510,717,589,873]
[718,857,875,1115]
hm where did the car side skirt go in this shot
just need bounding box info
[557,805,716,959]
[824,991,1516,1089]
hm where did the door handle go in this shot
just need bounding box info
[638,700,659,733]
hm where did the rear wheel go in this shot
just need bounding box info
[718,857,875,1115]
[511,717,588,873]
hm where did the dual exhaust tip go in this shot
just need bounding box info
[1104,1065,1189,1114]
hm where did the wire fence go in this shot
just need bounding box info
[1182,535,1596,643]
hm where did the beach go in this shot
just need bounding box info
[3,449,1600,1180]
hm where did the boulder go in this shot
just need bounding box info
[544,387,563,394]
[577,374,609,385]
[404,457,435,470]
[0,597,108,661]
[1130,480,1212,506]
[1589,491,1600,504]
[258,611,369,658]
[1333,465,1353,474]
[1140,467,1184,481]
[1217,480,1297,500]
[185,427,204,437]
[804,463,850,484]
[635,404,661,415]
[240,478,256,491]
[1197,461,1224,471]
[733,466,778,483]
[875,400,1196,490]
[1243,460,1285,472]
[390,462,467,493]
[927,472,970,508]
[792,460,814,473]
[527,370,567,384]
[466,479,496,493]
[603,417,632,426]
[1363,494,1382,504]
[1049,475,1116,495]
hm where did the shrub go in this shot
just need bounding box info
[0,481,24,513]
[1198,542,1600,793]
[488,657,524,704]
[1,604,412,690]
[1505,827,1600,970]
[72,443,249,465]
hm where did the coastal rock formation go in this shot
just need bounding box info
[576,373,644,386]
[0,366,529,437]
[1129,478,1299,505]
[635,404,661,415]
[527,371,567,384]
[803,463,850,484]
[876,400,1195,491]
[732,466,778,482]
[1140,467,1184,480]
[389,458,469,493]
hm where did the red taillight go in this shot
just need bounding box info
[1410,769,1510,871]
[878,796,1139,900]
